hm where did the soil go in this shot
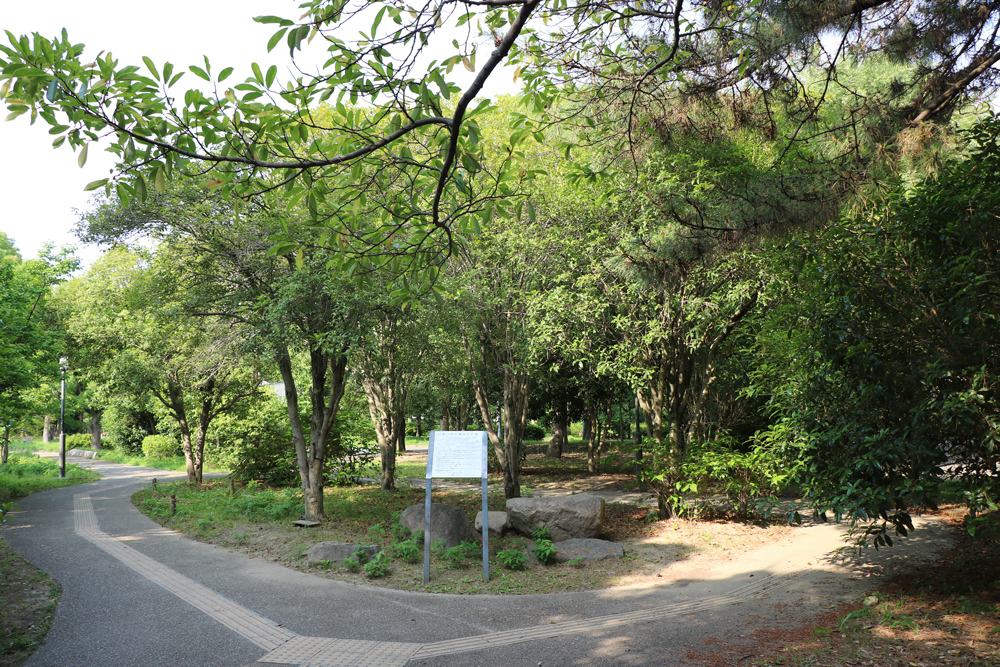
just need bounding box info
[202,500,797,595]
[0,538,59,667]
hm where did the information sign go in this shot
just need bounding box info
[423,430,490,583]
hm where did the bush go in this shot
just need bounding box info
[103,404,156,455]
[142,434,181,459]
[64,433,92,448]
[206,396,296,484]
[325,393,379,485]
[523,423,546,441]
[364,551,391,578]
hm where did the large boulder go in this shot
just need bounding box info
[506,495,606,541]
[474,511,511,538]
[400,503,477,548]
[306,542,381,566]
[551,538,623,564]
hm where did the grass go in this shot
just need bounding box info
[91,449,227,474]
[0,452,100,503]
[132,478,793,595]
[0,450,97,667]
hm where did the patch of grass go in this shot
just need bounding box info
[0,453,99,503]
[132,479,794,595]
[94,449,227,474]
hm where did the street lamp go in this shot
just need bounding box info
[59,357,68,479]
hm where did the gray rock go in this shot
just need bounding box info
[306,541,380,566]
[474,511,511,538]
[506,495,606,541]
[400,503,477,548]
[551,538,624,563]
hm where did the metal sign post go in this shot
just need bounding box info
[423,430,490,583]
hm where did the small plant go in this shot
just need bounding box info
[344,548,371,573]
[0,502,16,528]
[532,526,552,540]
[532,539,557,564]
[497,548,527,570]
[409,530,424,545]
[141,434,181,459]
[443,542,477,569]
[391,539,422,563]
[367,521,388,539]
[364,551,391,578]
[567,557,585,568]
[431,538,448,557]
[391,522,411,542]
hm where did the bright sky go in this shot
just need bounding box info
[0,1,512,269]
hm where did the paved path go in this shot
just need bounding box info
[3,457,955,667]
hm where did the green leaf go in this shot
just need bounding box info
[142,56,159,81]
[267,28,288,53]
[77,143,88,168]
[153,165,166,193]
[265,65,277,88]
[83,178,109,191]
[218,66,234,82]
[45,79,57,102]
[189,65,210,81]
[135,173,147,201]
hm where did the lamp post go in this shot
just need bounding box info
[59,357,68,479]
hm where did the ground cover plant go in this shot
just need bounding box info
[132,477,795,595]
[0,453,99,503]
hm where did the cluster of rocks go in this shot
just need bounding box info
[306,494,623,567]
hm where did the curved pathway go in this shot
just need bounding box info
[3,457,954,667]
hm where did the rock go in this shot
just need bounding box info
[550,538,624,564]
[474,511,511,538]
[306,541,381,566]
[505,495,606,541]
[400,503,477,548]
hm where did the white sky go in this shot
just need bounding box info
[0,1,513,268]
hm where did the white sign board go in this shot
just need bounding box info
[423,430,490,583]
[427,431,486,478]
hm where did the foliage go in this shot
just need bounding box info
[752,116,1000,544]
[390,537,422,564]
[522,423,545,441]
[497,548,527,571]
[0,453,99,502]
[63,433,92,449]
[532,538,556,564]
[101,402,155,455]
[363,551,392,579]
[683,438,792,515]
[141,434,179,459]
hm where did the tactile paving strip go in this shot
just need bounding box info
[71,491,812,667]
[74,493,297,651]
[258,637,421,667]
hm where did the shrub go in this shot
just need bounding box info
[64,433,92,448]
[207,397,297,485]
[103,404,156,455]
[523,423,546,441]
[325,394,379,485]
[443,541,477,569]
[142,434,181,459]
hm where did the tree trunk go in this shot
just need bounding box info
[547,398,567,458]
[439,401,451,431]
[88,410,102,450]
[1,425,9,465]
[501,370,529,499]
[277,344,348,521]
[42,414,51,443]
[581,416,591,443]
[415,413,422,437]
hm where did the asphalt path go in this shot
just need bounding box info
[2,457,955,667]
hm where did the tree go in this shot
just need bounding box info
[79,185,366,519]
[59,246,258,481]
[751,116,1000,545]
[0,237,76,463]
[2,1,993,280]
